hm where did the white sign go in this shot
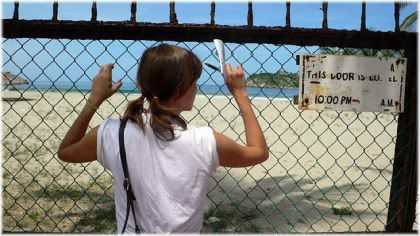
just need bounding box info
[298,54,407,113]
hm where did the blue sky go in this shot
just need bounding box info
[1,1,417,88]
[2,1,417,30]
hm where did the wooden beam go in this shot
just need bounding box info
[2,20,416,50]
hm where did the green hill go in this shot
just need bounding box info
[247,71,299,88]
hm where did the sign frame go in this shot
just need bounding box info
[298,54,407,113]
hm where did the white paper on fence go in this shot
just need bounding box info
[213,39,227,82]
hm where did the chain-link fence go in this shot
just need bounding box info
[1,37,411,233]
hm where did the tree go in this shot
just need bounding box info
[247,71,299,88]
[400,2,417,32]
[319,47,395,57]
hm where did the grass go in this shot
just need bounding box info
[203,205,260,233]
[332,206,353,216]
[2,159,116,233]
[75,205,116,232]
[29,211,40,221]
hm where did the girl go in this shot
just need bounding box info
[58,44,268,233]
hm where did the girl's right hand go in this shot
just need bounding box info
[89,64,122,106]
[225,64,247,97]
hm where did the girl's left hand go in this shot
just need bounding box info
[89,64,123,105]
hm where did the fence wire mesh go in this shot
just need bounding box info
[2,38,407,233]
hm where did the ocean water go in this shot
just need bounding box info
[7,79,298,99]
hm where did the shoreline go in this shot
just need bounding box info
[5,87,297,100]
[246,84,298,89]
[1,91,293,105]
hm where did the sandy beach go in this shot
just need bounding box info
[2,89,397,232]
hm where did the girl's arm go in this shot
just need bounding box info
[57,64,122,163]
[214,64,269,167]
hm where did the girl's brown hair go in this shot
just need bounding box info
[124,44,202,141]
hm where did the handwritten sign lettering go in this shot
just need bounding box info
[298,54,407,113]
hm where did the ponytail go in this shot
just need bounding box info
[123,95,146,129]
[123,95,187,141]
[149,97,187,141]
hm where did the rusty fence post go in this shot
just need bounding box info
[322,1,328,29]
[385,41,417,232]
[52,0,58,21]
[169,0,178,24]
[247,0,253,28]
[13,1,19,20]
[210,1,215,25]
[394,1,400,32]
[91,1,97,22]
[361,1,366,31]
[286,1,291,28]
[131,1,137,23]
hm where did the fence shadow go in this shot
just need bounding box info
[205,172,388,233]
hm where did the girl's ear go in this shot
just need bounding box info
[168,82,196,104]
[171,88,188,102]
[167,92,182,104]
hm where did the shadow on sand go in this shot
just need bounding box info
[204,173,388,233]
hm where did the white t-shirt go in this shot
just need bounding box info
[96,115,219,233]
